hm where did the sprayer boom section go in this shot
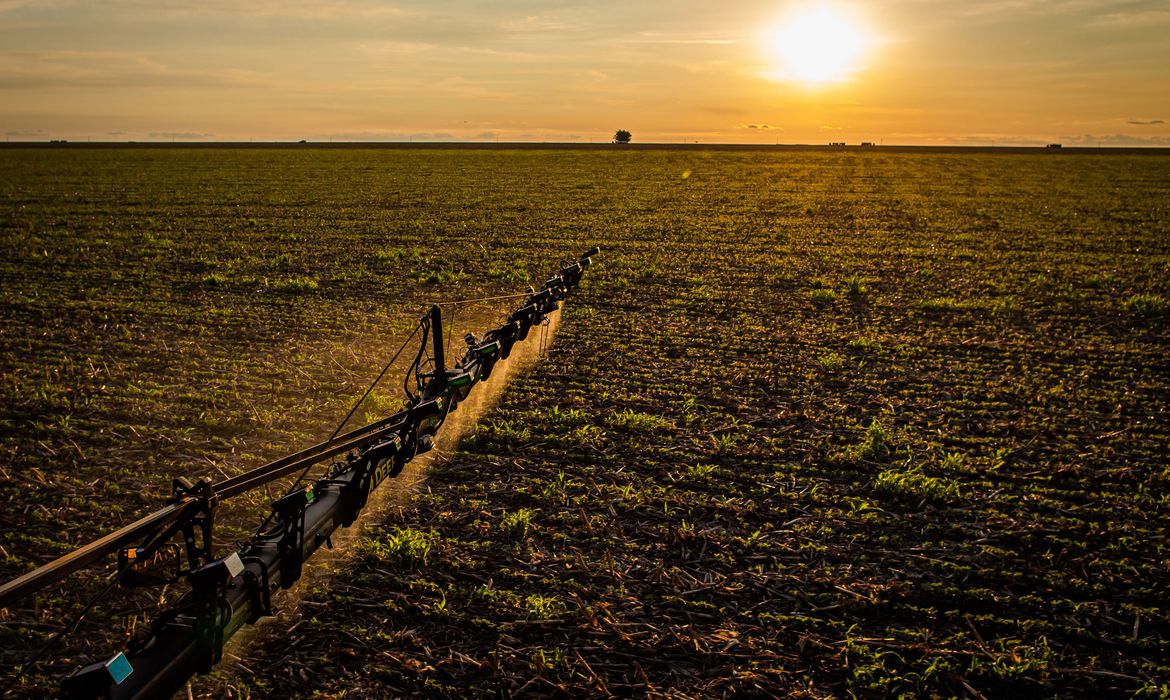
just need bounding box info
[0,248,599,700]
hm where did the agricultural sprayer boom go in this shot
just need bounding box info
[0,247,599,699]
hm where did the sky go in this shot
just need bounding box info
[0,0,1167,145]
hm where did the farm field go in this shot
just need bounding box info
[1,146,1168,697]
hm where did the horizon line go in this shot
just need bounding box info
[3,140,1169,152]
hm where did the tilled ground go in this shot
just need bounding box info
[1,147,1168,697]
[216,153,1166,697]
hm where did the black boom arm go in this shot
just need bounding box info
[0,248,598,700]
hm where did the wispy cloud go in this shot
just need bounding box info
[1092,5,1170,27]
[497,14,579,34]
[0,0,75,12]
[148,131,215,139]
[355,40,436,57]
[931,0,1170,31]
[1128,118,1165,125]
[626,32,736,45]
[117,0,409,20]
[0,50,277,90]
[1062,132,1170,146]
[703,106,746,116]
[324,130,454,141]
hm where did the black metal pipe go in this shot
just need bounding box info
[429,304,446,391]
[43,250,599,698]
[63,459,373,699]
[0,502,196,609]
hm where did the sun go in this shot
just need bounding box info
[764,6,871,85]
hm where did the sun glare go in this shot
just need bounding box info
[765,6,871,85]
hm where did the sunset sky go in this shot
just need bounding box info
[1,0,1167,145]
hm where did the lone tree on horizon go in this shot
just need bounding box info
[613,129,632,144]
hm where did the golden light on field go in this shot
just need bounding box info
[763,5,872,85]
